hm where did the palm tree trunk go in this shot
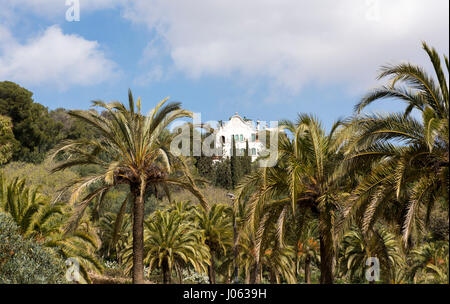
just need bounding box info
[269,269,277,284]
[305,255,311,284]
[208,250,216,284]
[131,178,146,284]
[168,268,172,284]
[319,211,334,284]
[319,234,334,284]
[245,268,250,284]
[249,261,260,284]
[162,263,169,284]
[226,267,232,283]
[176,264,183,284]
[232,212,239,283]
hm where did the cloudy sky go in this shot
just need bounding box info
[0,0,448,128]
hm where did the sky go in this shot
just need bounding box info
[0,0,448,129]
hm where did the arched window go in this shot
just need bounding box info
[240,134,243,141]
[251,148,256,155]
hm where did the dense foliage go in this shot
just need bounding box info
[0,213,66,283]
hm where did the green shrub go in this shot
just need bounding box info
[0,212,66,283]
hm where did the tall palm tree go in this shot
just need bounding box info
[194,203,232,284]
[344,42,449,247]
[237,114,349,284]
[50,90,208,283]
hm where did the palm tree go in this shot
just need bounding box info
[296,222,320,284]
[237,114,349,283]
[234,189,287,284]
[0,174,62,237]
[344,42,449,247]
[234,222,296,284]
[50,90,208,283]
[355,42,448,120]
[166,200,197,219]
[99,207,131,261]
[45,217,103,283]
[338,226,405,283]
[214,198,248,283]
[0,174,101,283]
[122,209,210,283]
[194,203,232,284]
[261,245,296,284]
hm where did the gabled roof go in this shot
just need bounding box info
[230,112,248,123]
[219,112,255,131]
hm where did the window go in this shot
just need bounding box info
[221,136,225,144]
[234,134,239,141]
[240,134,243,141]
[241,148,245,155]
[251,148,256,155]
[251,133,256,142]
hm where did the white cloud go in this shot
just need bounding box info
[134,65,165,85]
[0,25,118,89]
[1,0,448,93]
[122,0,449,93]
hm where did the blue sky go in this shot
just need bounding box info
[0,0,448,130]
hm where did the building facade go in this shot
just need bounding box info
[214,113,266,162]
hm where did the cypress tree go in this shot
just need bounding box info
[230,136,241,189]
[241,140,252,175]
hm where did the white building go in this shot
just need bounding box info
[214,113,267,162]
